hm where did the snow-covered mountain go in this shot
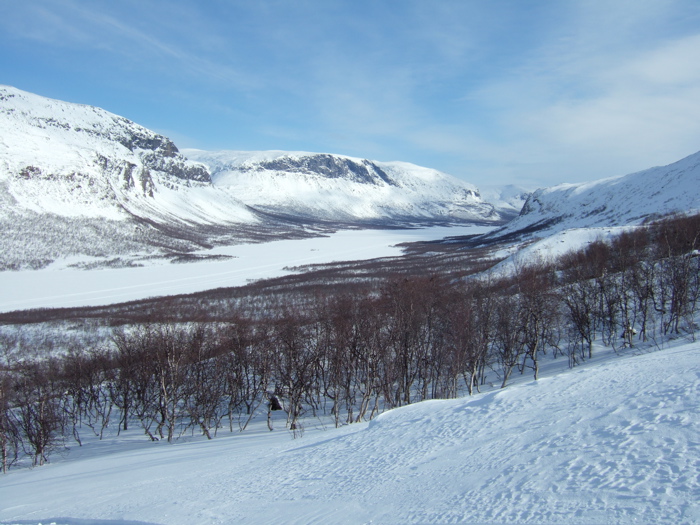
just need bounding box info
[478,184,532,219]
[0,86,265,269]
[485,150,700,243]
[0,85,254,224]
[0,86,501,270]
[185,149,500,225]
[5,83,697,275]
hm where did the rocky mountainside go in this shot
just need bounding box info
[0,86,273,270]
[0,86,502,270]
[0,86,256,223]
[184,149,500,225]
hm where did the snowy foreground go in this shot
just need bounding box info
[1,340,698,525]
[0,226,492,313]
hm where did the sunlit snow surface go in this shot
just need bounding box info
[498,149,700,238]
[0,226,493,312]
[1,341,698,524]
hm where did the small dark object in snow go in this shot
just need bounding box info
[268,395,283,411]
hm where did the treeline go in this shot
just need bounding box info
[1,212,699,471]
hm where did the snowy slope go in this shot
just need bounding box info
[0,85,255,225]
[185,149,501,225]
[0,86,268,269]
[479,184,533,219]
[491,150,700,241]
[1,342,697,524]
[0,86,504,270]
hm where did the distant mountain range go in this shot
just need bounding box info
[0,86,504,270]
[1,84,699,272]
[477,184,533,220]
[184,149,499,225]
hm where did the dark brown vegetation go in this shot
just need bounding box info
[1,212,699,470]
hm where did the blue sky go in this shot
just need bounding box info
[2,0,700,189]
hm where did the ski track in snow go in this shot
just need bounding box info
[1,343,698,525]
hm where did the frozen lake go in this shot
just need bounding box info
[0,225,493,312]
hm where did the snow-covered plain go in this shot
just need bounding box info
[1,339,698,525]
[0,226,493,312]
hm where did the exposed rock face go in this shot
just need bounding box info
[242,154,395,186]
[186,149,501,225]
[0,85,217,216]
[139,149,210,184]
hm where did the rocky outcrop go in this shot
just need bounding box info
[243,154,395,186]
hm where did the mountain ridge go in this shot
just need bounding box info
[481,149,700,244]
[3,84,699,273]
[0,86,502,270]
[185,148,499,225]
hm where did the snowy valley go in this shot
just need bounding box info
[1,86,700,525]
[0,86,503,272]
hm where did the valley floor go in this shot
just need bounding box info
[1,337,698,525]
[0,225,493,313]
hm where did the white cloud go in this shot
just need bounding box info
[1,0,259,90]
[445,4,700,186]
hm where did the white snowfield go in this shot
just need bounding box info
[0,226,493,312]
[1,341,698,525]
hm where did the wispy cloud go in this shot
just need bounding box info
[477,27,700,184]
[383,0,700,185]
[2,0,700,187]
[1,0,259,90]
